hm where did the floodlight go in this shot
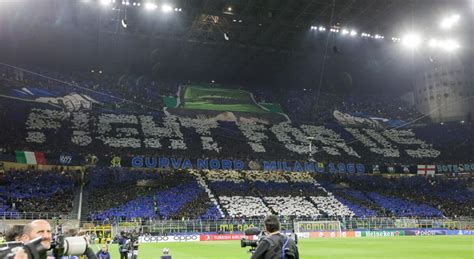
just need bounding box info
[319,26,326,31]
[428,39,438,47]
[440,14,460,30]
[350,30,357,36]
[145,2,158,10]
[402,33,421,48]
[227,7,232,11]
[440,39,460,52]
[100,0,111,5]
[341,29,349,35]
[161,4,172,13]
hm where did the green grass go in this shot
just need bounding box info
[93,236,474,259]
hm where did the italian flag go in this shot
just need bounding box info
[15,151,46,165]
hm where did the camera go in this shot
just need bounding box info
[120,231,139,259]
[0,237,46,259]
[240,228,265,252]
[0,234,90,259]
[51,234,90,257]
[240,227,298,253]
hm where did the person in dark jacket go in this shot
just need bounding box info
[251,215,299,259]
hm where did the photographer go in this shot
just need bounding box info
[118,231,129,259]
[251,215,299,259]
[20,219,52,258]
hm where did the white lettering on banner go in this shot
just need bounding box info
[26,109,68,144]
[179,117,221,152]
[71,112,92,146]
[270,123,315,155]
[345,128,400,158]
[138,235,199,243]
[23,109,441,159]
[96,114,141,148]
[140,115,186,150]
[300,125,360,157]
[237,121,268,153]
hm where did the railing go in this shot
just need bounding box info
[0,212,77,220]
[83,217,474,235]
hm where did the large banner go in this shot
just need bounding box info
[130,156,367,173]
[437,164,474,174]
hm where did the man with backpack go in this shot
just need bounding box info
[251,215,299,259]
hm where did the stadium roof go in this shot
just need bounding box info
[0,0,472,92]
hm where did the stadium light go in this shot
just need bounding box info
[402,33,422,49]
[161,4,172,13]
[350,30,357,36]
[428,39,439,47]
[439,39,460,52]
[319,26,326,31]
[100,0,112,6]
[440,14,460,30]
[145,2,158,10]
[341,29,349,35]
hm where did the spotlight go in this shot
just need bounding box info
[161,4,172,13]
[350,30,357,36]
[440,14,460,30]
[238,19,242,23]
[428,39,438,47]
[227,7,232,12]
[402,33,421,49]
[100,0,111,5]
[318,26,326,31]
[178,8,182,11]
[145,2,158,10]
[341,29,349,35]
[440,39,460,52]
